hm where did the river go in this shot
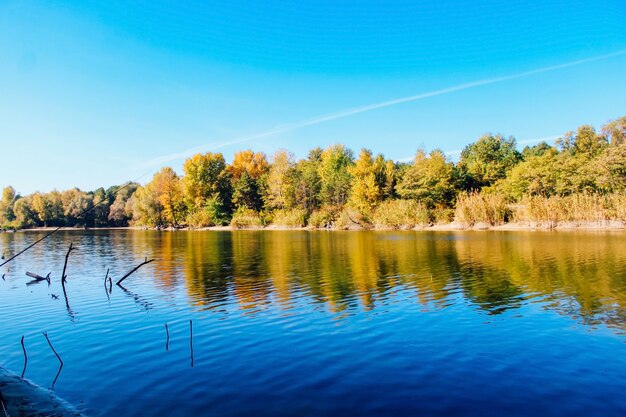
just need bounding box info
[1,230,625,416]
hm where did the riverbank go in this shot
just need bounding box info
[12,220,626,233]
[0,367,84,416]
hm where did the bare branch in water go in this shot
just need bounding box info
[115,257,155,286]
[42,332,63,366]
[21,336,27,378]
[61,243,74,284]
[190,319,194,368]
[165,323,170,352]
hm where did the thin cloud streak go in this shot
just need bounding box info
[141,49,626,169]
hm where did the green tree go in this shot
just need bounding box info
[293,149,322,213]
[459,134,521,189]
[182,152,231,225]
[396,149,457,207]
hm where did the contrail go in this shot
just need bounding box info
[142,49,626,168]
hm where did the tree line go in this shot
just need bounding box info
[1,116,625,230]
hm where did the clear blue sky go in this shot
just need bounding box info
[1,0,625,194]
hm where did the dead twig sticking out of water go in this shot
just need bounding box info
[60,243,74,313]
[20,336,27,378]
[61,243,74,284]
[104,268,111,300]
[0,390,9,417]
[190,319,194,368]
[42,332,64,389]
[115,257,155,286]
[165,323,170,351]
[42,332,63,366]
[104,268,109,291]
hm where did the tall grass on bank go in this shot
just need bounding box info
[512,194,626,227]
[230,208,264,229]
[271,208,308,228]
[371,200,430,229]
[454,192,509,227]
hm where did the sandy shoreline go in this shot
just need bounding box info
[10,221,626,233]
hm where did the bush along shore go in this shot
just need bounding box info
[2,117,626,232]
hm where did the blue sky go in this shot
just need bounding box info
[1,0,625,194]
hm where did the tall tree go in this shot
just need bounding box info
[458,134,521,189]
[349,149,383,212]
[265,149,296,210]
[396,149,457,208]
[318,144,354,207]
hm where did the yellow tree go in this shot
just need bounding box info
[265,149,295,210]
[229,150,269,181]
[152,167,184,226]
[349,149,382,212]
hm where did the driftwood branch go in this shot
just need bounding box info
[115,257,155,286]
[21,336,27,378]
[42,332,63,366]
[25,272,50,285]
[165,323,170,351]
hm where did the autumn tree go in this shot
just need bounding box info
[602,117,626,146]
[229,150,269,212]
[0,186,17,226]
[349,149,383,212]
[182,152,231,225]
[318,144,354,207]
[264,149,297,210]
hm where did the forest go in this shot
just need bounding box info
[2,116,626,230]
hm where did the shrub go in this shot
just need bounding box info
[454,192,509,227]
[230,207,263,229]
[371,199,430,229]
[334,208,370,230]
[271,208,308,228]
[308,206,338,228]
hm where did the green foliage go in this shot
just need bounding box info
[396,149,457,208]
[459,134,521,189]
[230,207,263,229]
[6,116,626,230]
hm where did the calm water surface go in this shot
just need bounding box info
[1,230,625,416]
